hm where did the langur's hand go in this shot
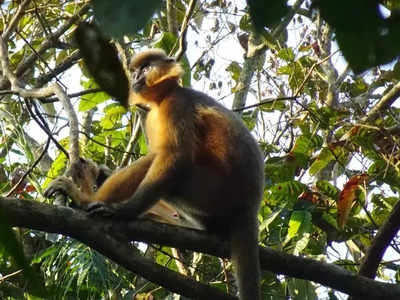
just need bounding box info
[44,176,73,198]
[86,202,117,218]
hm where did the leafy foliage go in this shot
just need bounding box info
[314,0,400,73]
[93,0,162,38]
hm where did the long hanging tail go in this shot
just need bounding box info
[230,213,261,300]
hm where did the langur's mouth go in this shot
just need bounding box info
[132,74,146,92]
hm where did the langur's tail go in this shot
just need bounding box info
[230,212,261,300]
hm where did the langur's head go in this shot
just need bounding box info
[129,49,183,92]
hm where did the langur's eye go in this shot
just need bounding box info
[141,65,151,74]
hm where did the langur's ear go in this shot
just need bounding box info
[74,22,130,108]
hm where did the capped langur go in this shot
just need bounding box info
[46,28,264,300]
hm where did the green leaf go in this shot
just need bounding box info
[321,212,339,230]
[43,152,68,188]
[277,48,295,62]
[259,101,287,112]
[264,156,298,184]
[153,32,177,52]
[316,180,340,199]
[79,77,111,111]
[0,210,47,297]
[259,208,283,232]
[291,135,323,168]
[267,181,308,207]
[79,91,110,111]
[277,64,293,75]
[93,0,162,38]
[239,14,253,32]
[293,233,310,256]
[226,61,242,82]
[100,103,124,130]
[242,110,257,130]
[32,246,58,264]
[287,278,317,300]
[288,210,312,239]
[315,0,400,73]
[138,133,148,155]
[309,148,334,176]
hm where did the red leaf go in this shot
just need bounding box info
[337,174,369,228]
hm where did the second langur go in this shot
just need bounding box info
[46,48,264,300]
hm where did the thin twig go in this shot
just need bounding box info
[6,137,50,197]
[16,30,67,89]
[120,113,142,167]
[41,88,103,103]
[0,35,55,98]
[30,100,69,158]
[79,130,136,156]
[294,49,339,97]
[0,34,76,160]
[2,0,31,40]
[174,0,197,61]
[13,4,90,81]
[54,84,80,163]
[0,270,23,283]
[233,96,297,112]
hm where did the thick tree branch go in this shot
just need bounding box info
[349,199,400,300]
[358,199,400,278]
[232,0,304,112]
[53,84,80,163]
[232,33,264,112]
[362,80,400,123]
[0,197,234,300]
[1,197,400,300]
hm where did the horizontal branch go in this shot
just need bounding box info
[1,197,400,299]
[363,80,400,123]
[0,197,234,300]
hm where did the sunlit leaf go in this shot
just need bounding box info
[259,208,283,232]
[309,148,334,176]
[277,48,295,62]
[287,278,317,299]
[288,210,312,239]
[79,91,110,111]
[293,232,310,256]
